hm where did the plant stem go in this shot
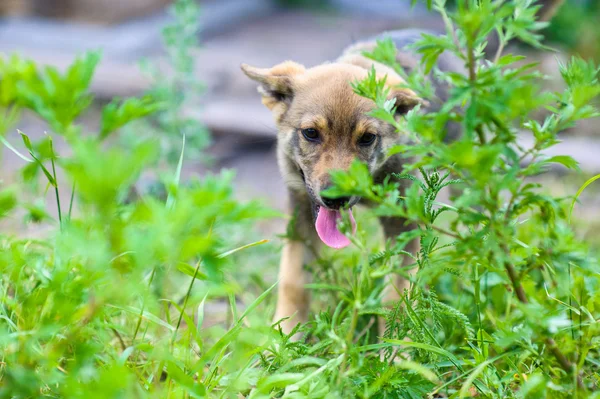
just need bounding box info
[49,140,62,227]
[339,250,369,384]
[353,317,375,344]
[504,262,528,304]
[503,259,584,389]
[133,267,157,344]
[172,260,202,347]
[112,327,127,351]
[171,221,214,348]
[504,192,517,222]
[338,304,359,384]
[68,180,76,221]
[538,0,565,22]
[568,262,574,340]
[492,38,505,65]
[473,263,483,335]
[467,41,486,145]
[501,163,583,388]
[428,224,460,239]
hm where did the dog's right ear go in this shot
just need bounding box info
[241,61,305,110]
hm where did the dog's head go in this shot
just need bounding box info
[242,60,420,248]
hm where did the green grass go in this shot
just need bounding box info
[1,0,600,397]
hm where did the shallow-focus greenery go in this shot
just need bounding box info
[545,0,600,62]
[2,0,600,398]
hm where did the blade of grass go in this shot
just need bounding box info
[395,360,440,382]
[197,293,208,331]
[228,292,238,326]
[217,239,269,259]
[569,173,600,223]
[132,266,157,343]
[166,133,185,209]
[48,136,62,227]
[173,231,269,347]
[108,303,174,332]
[0,136,33,163]
[459,352,515,398]
[171,259,202,347]
[237,281,277,322]
[383,339,461,366]
[172,220,214,347]
[68,180,76,221]
[431,351,516,396]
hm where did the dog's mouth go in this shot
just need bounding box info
[299,167,357,249]
[314,205,357,249]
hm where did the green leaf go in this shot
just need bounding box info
[100,95,162,139]
[217,239,269,259]
[166,361,206,397]
[19,130,56,187]
[166,133,186,209]
[197,293,208,331]
[0,135,33,163]
[256,373,305,393]
[0,187,17,218]
[496,54,526,67]
[177,262,208,280]
[383,339,461,366]
[395,360,440,383]
[15,51,101,133]
[542,155,580,171]
[351,66,389,105]
[458,352,514,398]
[387,144,411,157]
[106,304,175,331]
[569,173,600,222]
[362,38,402,76]
[18,129,33,151]
[238,281,277,322]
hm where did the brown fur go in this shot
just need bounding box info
[242,31,455,335]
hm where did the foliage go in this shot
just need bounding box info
[322,0,600,396]
[134,0,210,163]
[2,0,600,398]
[1,1,274,398]
[545,0,600,62]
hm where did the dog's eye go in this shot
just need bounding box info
[358,133,377,147]
[301,128,320,142]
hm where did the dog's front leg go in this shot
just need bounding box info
[274,194,319,335]
[274,240,310,334]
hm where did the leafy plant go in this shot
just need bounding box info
[135,0,210,163]
[2,0,600,398]
[545,0,600,61]
[0,2,276,398]
[322,0,600,395]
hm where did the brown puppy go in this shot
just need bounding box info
[242,30,461,334]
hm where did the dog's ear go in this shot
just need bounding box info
[241,61,306,110]
[336,55,426,116]
[381,71,426,115]
[390,88,425,115]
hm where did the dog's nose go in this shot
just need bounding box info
[322,195,351,209]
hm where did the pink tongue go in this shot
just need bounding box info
[315,207,356,249]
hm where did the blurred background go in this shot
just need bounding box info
[1,0,599,239]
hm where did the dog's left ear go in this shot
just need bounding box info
[390,88,425,115]
[241,61,306,110]
[378,72,427,116]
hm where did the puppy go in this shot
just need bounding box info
[241,30,463,334]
